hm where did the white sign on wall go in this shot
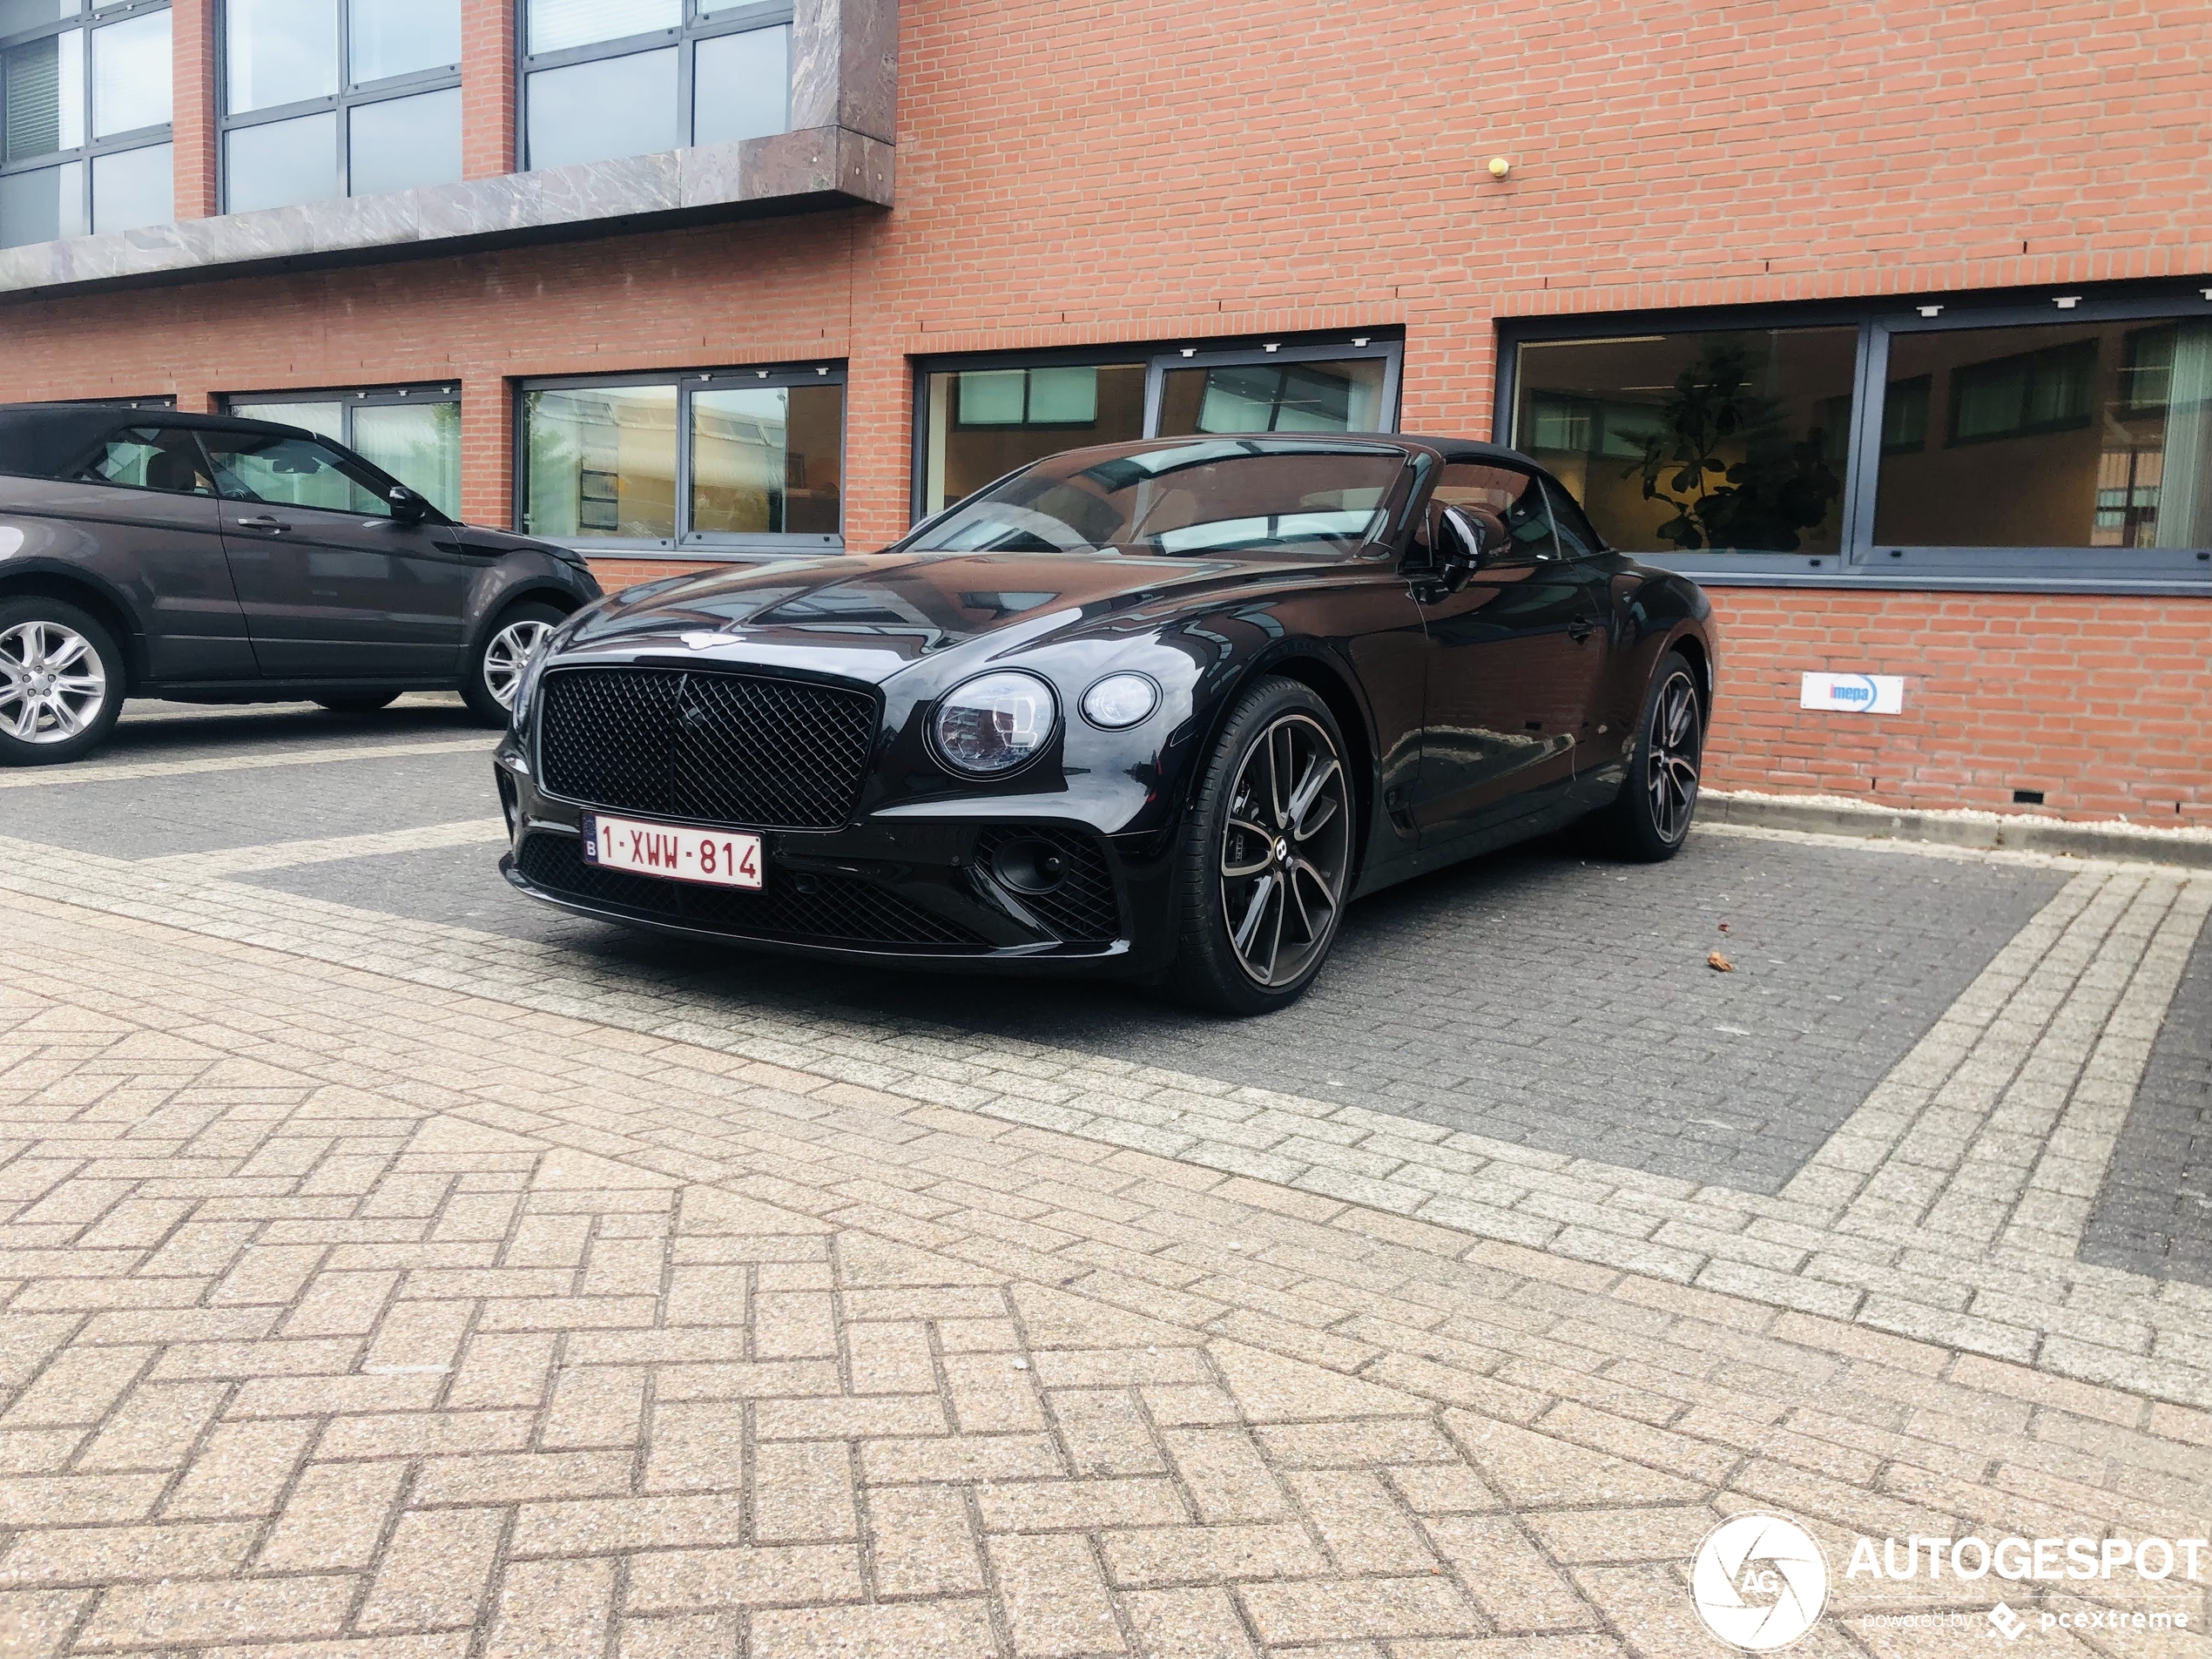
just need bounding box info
[1800,672,1905,714]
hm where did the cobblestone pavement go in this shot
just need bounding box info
[0,702,2204,1656]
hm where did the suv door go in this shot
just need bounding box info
[1407,461,1613,846]
[199,428,476,681]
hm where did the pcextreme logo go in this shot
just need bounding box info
[1691,1514,1832,1651]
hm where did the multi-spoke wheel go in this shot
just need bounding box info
[1601,647,1705,860]
[1172,676,1355,1015]
[0,600,124,766]
[463,600,565,725]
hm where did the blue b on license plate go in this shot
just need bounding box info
[582,813,763,889]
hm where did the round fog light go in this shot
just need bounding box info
[1081,672,1159,729]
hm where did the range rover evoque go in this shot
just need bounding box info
[0,402,601,762]
[497,434,1717,1014]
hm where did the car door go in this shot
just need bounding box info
[199,427,475,680]
[1407,461,1613,846]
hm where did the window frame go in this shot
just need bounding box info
[0,0,172,244]
[512,361,846,555]
[908,333,1406,527]
[215,0,461,213]
[1496,289,2212,594]
[515,0,793,172]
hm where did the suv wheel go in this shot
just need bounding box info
[0,598,125,766]
[1170,676,1354,1015]
[463,601,563,725]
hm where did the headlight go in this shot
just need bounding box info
[1080,672,1159,729]
[932,670,1057,775]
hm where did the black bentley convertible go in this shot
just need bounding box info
[496,435,1716,1013]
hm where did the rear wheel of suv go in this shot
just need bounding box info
[463,600,563,725]
[313,691,401,714]
[0,597,126,766]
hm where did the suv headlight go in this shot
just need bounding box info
[932,670,1057,775]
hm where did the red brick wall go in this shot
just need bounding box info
[169,0,216,221]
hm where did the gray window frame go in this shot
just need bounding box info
[1496,287,2212,596]
[513,361,846,556]
[0,0,172,241]
[516,0,792,171]
[220,381,459,435]
[215,0,461,212]
[908,333,1406,525]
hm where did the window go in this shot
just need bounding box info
[1505,293,2212,584]
[220,0,460,214]
[521,0,788,172]
[226,385,460,518]
[0,0,171,248]
[519,366,843,550]
[75,426,212,493]
[1425,462,1556,563]
[916,337,1403,518]
[200,428,397,515]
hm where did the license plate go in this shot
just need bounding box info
[583,813,763,889]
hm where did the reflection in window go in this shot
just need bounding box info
[1159,359,1386,436]
[690,386,841,536]
[922,364,1145,516]
[1875,321,2212,550]
[1514,328,1856,555]
[522,385,679,540]
[0,1,171,248]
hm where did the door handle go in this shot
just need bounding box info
[1568,616,1597,642]
[234,515,286,531]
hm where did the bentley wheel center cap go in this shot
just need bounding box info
[1274,837,1291,866]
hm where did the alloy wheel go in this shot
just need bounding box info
[0,620,106,744]
[482,618,553,709]
[1646,669,1703,844]
[1219,711,1351,988]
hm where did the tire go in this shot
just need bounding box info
[313,691,401,714]
[1169,676,1356,1016]
[0,597,126,766]
[1599,648,1705,861]
[463,600,564,725]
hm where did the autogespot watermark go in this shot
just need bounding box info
[1689,1515,2204,1651]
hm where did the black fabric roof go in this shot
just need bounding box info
[0,402,314,481]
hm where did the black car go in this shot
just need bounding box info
[0,402,602,763]
[497,434,1716,1014]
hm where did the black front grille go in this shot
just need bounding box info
[516,833,988,948]
[974,826,1122,944]
[538,667,875,831]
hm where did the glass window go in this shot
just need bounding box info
[0,3,170,248]
[522,0,787,170]
[922,363,1146,515]
[1159,358,1388,436]
[226,389,457,517]
[227,398,343,438]
[523,384,679,540]
[76,426,212,492]
[1513,327,1857,556]
[201,429,395,516]
[1427,462,1557,563]
[1874,320,2212,551]
[691,385,841,536]
[219,0,459,209]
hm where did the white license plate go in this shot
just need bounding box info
[583,813,763,889]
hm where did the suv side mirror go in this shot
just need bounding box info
[1436,505,1491,578]
[387,484,431,523]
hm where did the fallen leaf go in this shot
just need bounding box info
[1718,921,1730,933]
[1708,951,1735,973]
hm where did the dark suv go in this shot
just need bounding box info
[0,403,602,764]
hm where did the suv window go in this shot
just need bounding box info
[200,431,395,517]
[1426,462,1558,563]
[76,428,216,496]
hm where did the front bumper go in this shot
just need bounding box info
[493,738,1177,978]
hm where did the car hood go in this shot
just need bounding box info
[558,550,1319,684]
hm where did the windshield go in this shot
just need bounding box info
[903,439,1413,558]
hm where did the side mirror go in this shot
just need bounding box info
[387,484,431,523]
[1436,505,1490,576]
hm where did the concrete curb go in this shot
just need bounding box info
[1703,791,2212,869]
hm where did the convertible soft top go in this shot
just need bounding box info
[0,402,315,482]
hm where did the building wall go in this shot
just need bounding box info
[3,0,2209,819]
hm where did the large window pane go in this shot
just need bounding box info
[91,139,169,230]
[347,85,459,194]
[0,1,72,34]
[348,0,459,84]
[524,47,676,170]
[3,28,84,160]
[922,363,1145,514]
[225,110,336,211]
[523,385,678,539]
[1874,320,2212,551]
[527,0,678,56]
[91,8,167,136]
[691,24,786,146]
[1158,358,1386,437]
[0,158,84,246]
[1514,328,1856,556]
[690,384,841,536]
[228,400,344,440]
[226,0,338,113]
[352,401,460,518]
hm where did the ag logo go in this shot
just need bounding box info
[1690,1514,1831,1651]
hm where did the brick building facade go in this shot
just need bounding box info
[1,0,2207,822]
